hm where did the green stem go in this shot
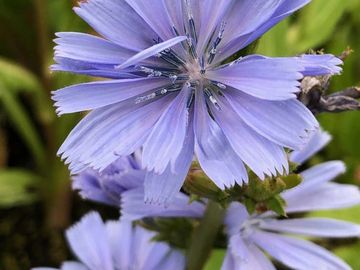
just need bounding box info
[186,200,225,270]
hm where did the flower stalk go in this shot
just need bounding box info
[186,200,225,270]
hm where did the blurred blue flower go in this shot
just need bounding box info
[53,0,342,203]
[32,212,185,270]
[121,131,360,269]
[72,154,144,206]
[73,153,205,218]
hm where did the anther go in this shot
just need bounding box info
[187,88,195,109]
[199,56,206,74]
[184,0,198,44]
[169,74,178,83]
[158,48,187,68]
[204,88,221,110]
[208,21,226,65]
[135,85,182,104]
[187,37,198,60]
[210,80,226,89]
[138,66,162,77]
[172,25,188,51]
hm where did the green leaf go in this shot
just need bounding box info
[334,241,360,270]
[307,204,360,224]
[244,197,256,215]
[265,195,287,217]
[281,174,303,190]
[204,249,226,270]
[0,57,54,124]
[292,0,351,53]
[257,19,291,56]
[0,82,46,169]
[244,177,286,202]
[0,169,41,207]
[0,57,41,94]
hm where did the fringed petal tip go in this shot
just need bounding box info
[66,211,102,237]
[290,129,332,164]
[299,54,344,77]
[144,192,171,207]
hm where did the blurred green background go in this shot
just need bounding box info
[0,0,359,269]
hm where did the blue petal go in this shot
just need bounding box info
[284,183,360,213]
[290,130,331,164]
[196,0,233,54]
[299,54,343,76]
[31,267,59,270]
[259,218,360,238]
[66,212,113,270]
[116,36,187,69]
[54,32,134,64]
[125,0,175,41]
[284,161,346,198]
[72,159,145,207]
[223,87,318,150]
[121,188,205,221]
[163,1,184,36]
[223,235,276,270]
[211,95,288,179]
[241,0,311,48]
[142,85,191,174]
[61,262,88,270]
[207,56,303,100]
[105,220,132,269]
[32,262,88,270]
[131,226,171,269]
[74,0,158,51]
[194,90,248,188]
[52,57,139,79]
[144,121,195,204]
[155,251,186,270]
[221,0,283,47]
[72,170,118,206]
[252,231,352,270]
[53,78,169,114]
[217,0,310,62]
[224,202,250,236]
[58,95,174,173]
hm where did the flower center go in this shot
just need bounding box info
[186,61,204,82]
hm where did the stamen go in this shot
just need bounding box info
[187,88,195,109]
[137,66,185,83]
[208,21,226,65]
[184,0,198,44]
[135,85,182,104]
[138,66,163,77]
[209,80,226,89]
[211,56,243,71]
[169,74,178,83]
[172,25,188,51]
[172,26,180,36]
[187,37,198,60]
[158,53,181,67]
[135,92,157,104]
[204,88,221,110]
[199,56,205,74]
[158,48,187,67]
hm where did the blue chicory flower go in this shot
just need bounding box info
[32,212,185,270]
[72,154,145,206]
[53,0,342,203]
[120,131,360,269]
[73,152,205,218]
